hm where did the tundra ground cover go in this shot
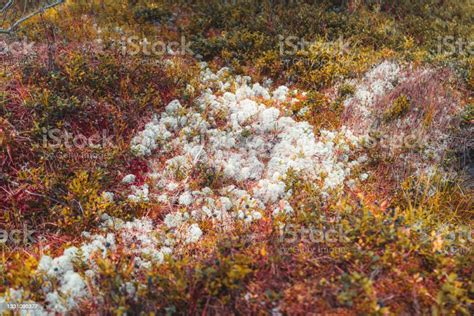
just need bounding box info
[0,0,473,315]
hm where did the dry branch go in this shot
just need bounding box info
[0,0,65,34]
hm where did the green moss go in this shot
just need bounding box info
[338,83,356,98]
[384,95,411,121]
[461,103,473,122]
